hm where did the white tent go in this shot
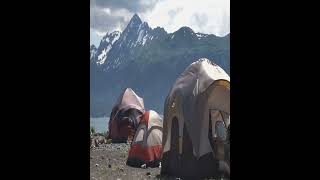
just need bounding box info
[161,58,230,178]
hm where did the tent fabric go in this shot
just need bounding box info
[161,58,230,178]
[108,88,145,142]
[127,110,163,167]
[161,123,219,178]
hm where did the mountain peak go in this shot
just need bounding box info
[176,26,194,34]
[128,13,142,27]
[132,13,141,20]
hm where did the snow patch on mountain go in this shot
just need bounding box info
[111,31,121,44]
[97,45,111,65]
[142,35,148,46]
[137,30,145,44]
[102,37,110,43]
[195,33,208,39]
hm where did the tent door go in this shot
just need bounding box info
[209,109,228,161]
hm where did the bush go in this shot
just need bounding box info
[90,126,95,134]
[106,139,112,144]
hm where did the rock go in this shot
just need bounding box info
[141,164,147,169]
[175,178,181,180]
[101,156,104,159]
[146,172,151,176]
[116,178,121,180]
[97,136,106,144]
[95,164,99,167]
[108,164,111,168]
[90,156,93,159]
[119,167,124,172]
[94,139,99,147]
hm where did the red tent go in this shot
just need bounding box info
[127,110,163,167]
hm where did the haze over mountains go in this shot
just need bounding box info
[90,14,229,117]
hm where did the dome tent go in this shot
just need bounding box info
[161,58,230,178]
[127,110,163,167]
[108,88,145,143]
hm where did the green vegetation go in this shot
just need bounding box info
[90,126,95,134]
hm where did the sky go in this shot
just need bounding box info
[90,0,230,47]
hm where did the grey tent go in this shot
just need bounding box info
[161,58,230,178]
[108,88,145,143]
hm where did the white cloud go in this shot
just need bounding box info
[102,8,111,15]
[111,8,133,23]
[143,0,229,36]
[90,0,230,46]
[95,31,107,37]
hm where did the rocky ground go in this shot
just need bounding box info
[90,143,164,180]
[90,134,222,180]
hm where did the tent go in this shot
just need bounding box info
[108,88,145,143]
[127,110,163,168]
[161,58,230,178]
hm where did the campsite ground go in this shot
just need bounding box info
[90,143,164,180]
[90,143,219,180]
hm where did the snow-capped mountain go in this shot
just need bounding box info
[90,14,229,117]
[95,31,121,65]
[93,14,161,70]
[117,13,152,48]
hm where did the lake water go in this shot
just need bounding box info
[90,117,109,133]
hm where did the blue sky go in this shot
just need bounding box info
[90,0,230,47]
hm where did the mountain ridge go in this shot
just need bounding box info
[90,14,229,117]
